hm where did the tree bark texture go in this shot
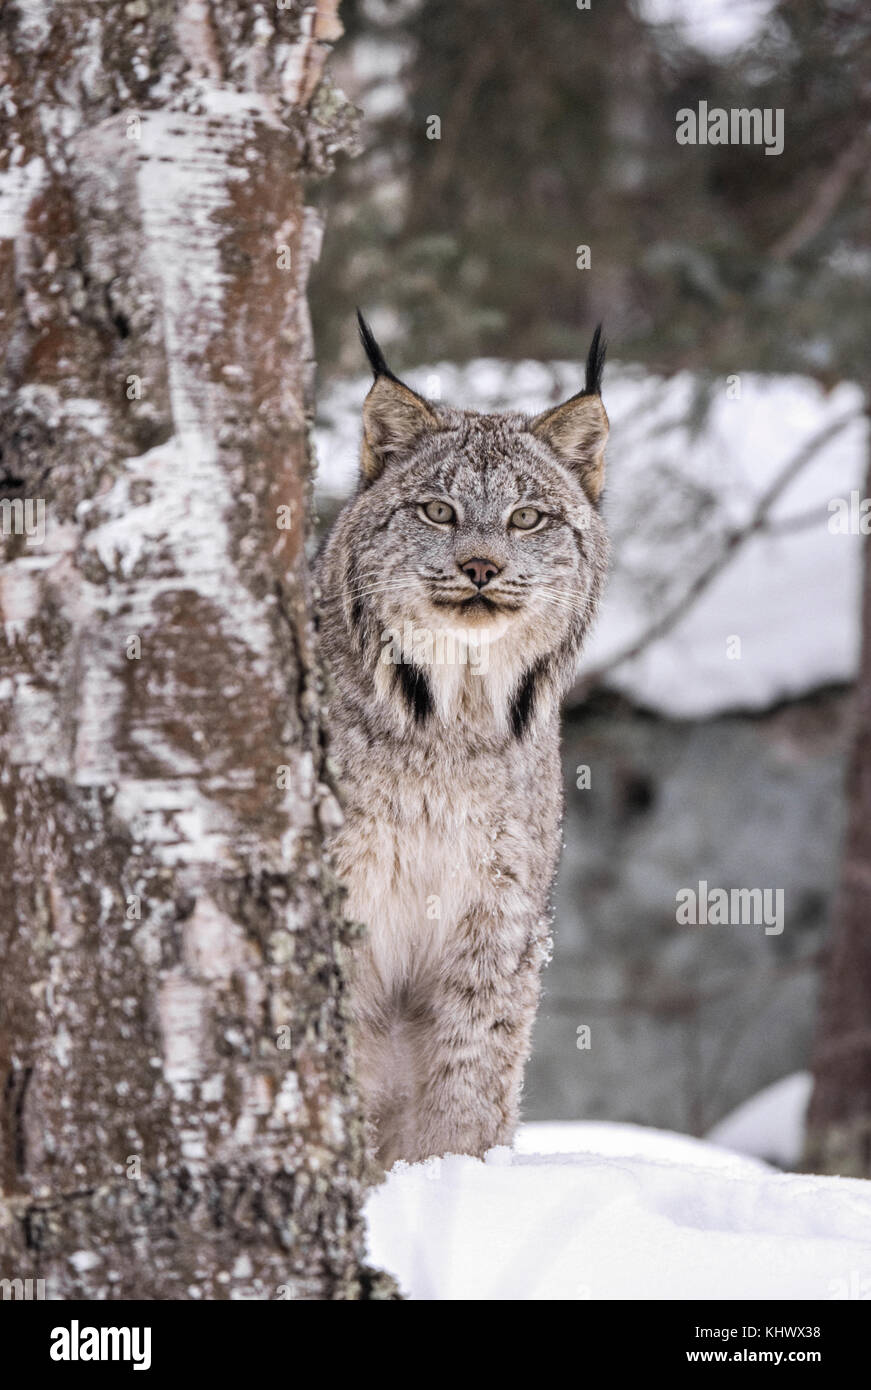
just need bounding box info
[0,0,392,1299]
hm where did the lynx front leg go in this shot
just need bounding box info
[344,957,421,1174]
[409,907,546,1163]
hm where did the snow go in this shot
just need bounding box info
[315,362,867,717]
[707,1072,812,1170]
[364,1120,871,1300]
[515,1119,767,1173]
[638,0,775,56]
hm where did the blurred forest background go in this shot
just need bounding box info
[312,0,869,381]
[308,0,871,1160]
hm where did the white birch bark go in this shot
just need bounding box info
[0,0,391,1300]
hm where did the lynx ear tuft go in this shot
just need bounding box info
[530,325,608,503]
[583,323,607,397]
[357,310,439,482]
[357,308,399,383]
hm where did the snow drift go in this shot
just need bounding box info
[365,1120,871,1300]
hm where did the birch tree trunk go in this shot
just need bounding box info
[806,430,871,1179]
[0,0,391,1299]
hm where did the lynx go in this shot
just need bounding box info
[316,313,609,1169]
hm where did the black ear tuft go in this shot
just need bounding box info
[356,308,400,383]
[582,323,606,397]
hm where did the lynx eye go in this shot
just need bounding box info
[510,507,543,531]
[420,500,456,525]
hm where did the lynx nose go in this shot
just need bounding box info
[460,557,501,589]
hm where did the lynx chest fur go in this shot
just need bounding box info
[316,315,609,1169]
[330,716,561,992]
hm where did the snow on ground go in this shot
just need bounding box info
[707,1072,812,1170]
[314,362,867,718]
[365,1120,871,1300]
[515,1119,767,1173]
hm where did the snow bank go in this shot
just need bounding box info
[707,1073,812,1170]
[315,363,867,718]
[364,1121,871,1300]
[514,1119,767,1172]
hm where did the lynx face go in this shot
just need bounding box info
[329,316,610,732]
[349,414,606,687]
